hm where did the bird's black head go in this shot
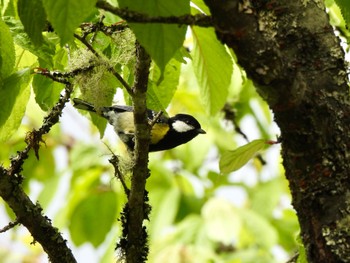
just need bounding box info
[170,114,206,135]
[148,113,205,151]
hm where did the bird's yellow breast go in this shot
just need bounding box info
[151,123,170,144]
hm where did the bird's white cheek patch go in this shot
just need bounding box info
[172,120,194,133]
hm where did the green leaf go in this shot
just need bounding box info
[273,210,299,251]
[192,26,232,115]
[240,209,278,249]
[202,198,242,244]
[3,16,56,67]
[118,0,189,71]
[148,187,181,238]
[2,0,17,17]
[0,17,15,80]
[296,235,308,263]
[22,145,55,181]
[0,69,31,142]
[37,175,61,209]
[335,0,350,26]
[147,57,181,111]
[69,190,117,247]
[219,139,267,174]
[250,178,284,218]
[42,0,97,45]
[18,0,46,46]
[32,74,63,111]
[70,144,106,174]
[191,0,210,14]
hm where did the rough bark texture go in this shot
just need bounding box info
[126,42,151,263]
[204,0,350,262]
[0,167,76,263]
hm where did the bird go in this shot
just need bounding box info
[72,98,206,152]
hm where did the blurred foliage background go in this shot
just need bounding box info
[1,0,349,262]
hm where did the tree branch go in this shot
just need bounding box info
[96,0,212,27]
[109,154,130,196]
[117,42,151,263]
[204,0,350,262]
[0,219,19,233]
[1,84,76,263]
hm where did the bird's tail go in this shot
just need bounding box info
[72,98,96,113]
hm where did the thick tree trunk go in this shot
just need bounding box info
[204,0,350,262]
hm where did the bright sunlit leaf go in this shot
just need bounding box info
[0,69,31,142]
[0,18,15,80]
[69,190,117,247]
[43,0,97,45]
[118,0,189,71]
[335,0,350,26]
[3,16,56,67]
[192,26,232,115]
[220,139,267,174]
[202,198,242,244]
[18,0,46,46]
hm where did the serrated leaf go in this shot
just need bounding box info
[0,69,31,142]
[18,0,46,46]
[69,190,117,247]
[32,74,63,111]
[147,57,181,111]
[335,0,350,26]
[219,139,267,174]
[0,17,15,80]
[3,16,56,67]
[118,0,189,71]
[42,0,97,45]
[192,26,232,115]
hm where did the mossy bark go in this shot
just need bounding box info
[204,0,350,262]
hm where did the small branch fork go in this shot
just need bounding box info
[0,219,20,233]
[108,153,130,196]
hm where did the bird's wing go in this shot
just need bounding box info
[102,105,134,113]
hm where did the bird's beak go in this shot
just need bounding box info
[198,128,206,134]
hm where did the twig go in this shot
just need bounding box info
[8,83,73,174]
[74,33,100,57]
[73,32,134,95]
[222,103,267,165]
[149,111,163,127]
[96,0,212,27]
[109,155,130,196]
[104,143,130,195]
[33,68,71,85]
[109,68,134,95]
[1,81,77,262]
[0,219,20,233]
[89,15,105,44]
